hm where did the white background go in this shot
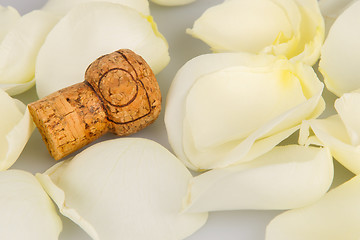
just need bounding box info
[0,0,355,239]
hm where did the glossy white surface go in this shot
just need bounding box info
[0,0,354,239]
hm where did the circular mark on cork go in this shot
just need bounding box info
[99,68,138,107]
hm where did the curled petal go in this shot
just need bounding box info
[299,93,360,174]
[0,170,62,240]
[0,10,58,95]
[0,89,34,170]
[187,0,324,65]
[319,0,360,96]
[266,175,360,240]
[35,2,170,98]
[165,52,324,171]
[41,0,150,16]
[184,145,333,213]
[37,138,207,240]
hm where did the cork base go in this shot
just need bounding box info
[28,82,108,160]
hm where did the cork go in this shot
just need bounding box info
[28,49,161,160]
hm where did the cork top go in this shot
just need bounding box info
[85,49,162,136]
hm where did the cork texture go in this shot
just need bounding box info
[28,83,108,160]
[28,49,162,160]
[85,49,162,136]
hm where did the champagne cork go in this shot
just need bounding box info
[28,49,161,160]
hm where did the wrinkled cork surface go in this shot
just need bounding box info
[28,49,161,160]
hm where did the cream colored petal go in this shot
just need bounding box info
[167,52,324,170]
[184,145,333,213]
[319,0,360,96]
[187,0,296,53]
[0,89,34,170]
[0,170,62,239]
[334,93,360,146]
[288,0,325,65]
[300,116,360,175]
[0,5,20,40]
[185,63,305,150]
[37,138,207,240]
[319,0,357,34]
[187,0,323,65]
[150,0,195,6]
[0,78,35,96]
[0,10,58,95]
[35,2,169,98]
[165,52,269,169]
[265,175,360,240]
[41,0,150,16]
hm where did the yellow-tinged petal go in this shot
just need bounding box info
[37,138,207,240]
[0,170,62,239]
[187,0,324,65]
[35,2,169,98]
[166,52,324,171]
[184,145,333,213]
[266,175,360,240]
[187,0,295,53]
[0,89,34,170]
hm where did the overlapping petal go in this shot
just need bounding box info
[41,0,150,16]
[319,0,360,96]
[184,145,333,213]
[300,92,360,174]
[187,0,324,65]
[266,175,360,240]
[0,170,62,239]
[0,89,34,170]
[37,138,207,240]
[35,2,170,98]
[0,9,58,95]
[165,52,324,171]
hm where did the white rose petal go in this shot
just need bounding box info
[184,145,333,213]
[299,92,360,174]
[0,5,20,40]
[150,0,195,6]
[319,0,357,35]
[41,0,150,16]
[266,175,360,240]
[165,52,324,171]
[0,10,58,95]
[187,0,324,65]
[35,2,170,98]
[0,170,62,240]
[0,89,34,170]
[37,138,207,240]
[319,0,360,96]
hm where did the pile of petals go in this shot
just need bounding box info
[163,0,360,239]
[0,0,170,97]
[2,0,360,239]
